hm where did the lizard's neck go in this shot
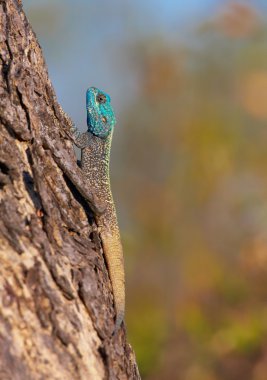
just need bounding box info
[81,131,112,180]
[81,131,117,229]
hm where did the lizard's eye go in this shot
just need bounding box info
[101,116,107,124]
[96,93,106,104]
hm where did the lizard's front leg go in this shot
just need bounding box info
[68,124,93,149]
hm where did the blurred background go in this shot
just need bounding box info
[24,1,267,379]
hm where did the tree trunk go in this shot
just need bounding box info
[0,1,140,379]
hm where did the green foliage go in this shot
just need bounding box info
[127,301,167,377]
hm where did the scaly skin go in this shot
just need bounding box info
[69,87,125,332]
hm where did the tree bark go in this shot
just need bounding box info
[0,1,140,379]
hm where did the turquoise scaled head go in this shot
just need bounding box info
[86,87,116,138]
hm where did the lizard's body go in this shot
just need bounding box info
[69,87,125,332]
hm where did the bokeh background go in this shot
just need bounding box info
[23,1,267,379]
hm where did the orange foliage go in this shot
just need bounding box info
[216,2,260,38]
[237,71,267,120]
[143,51,185,96]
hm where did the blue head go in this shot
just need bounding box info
[86,87,116,138]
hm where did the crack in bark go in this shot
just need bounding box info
[1,1,13,93]
[16,87,32,132]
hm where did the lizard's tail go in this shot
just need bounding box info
[101,232,125,334]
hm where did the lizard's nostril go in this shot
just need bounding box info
[102,116,107,124]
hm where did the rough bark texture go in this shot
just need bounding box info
[0,1,140,379]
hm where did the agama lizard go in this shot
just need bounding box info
[68,87,125,333]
